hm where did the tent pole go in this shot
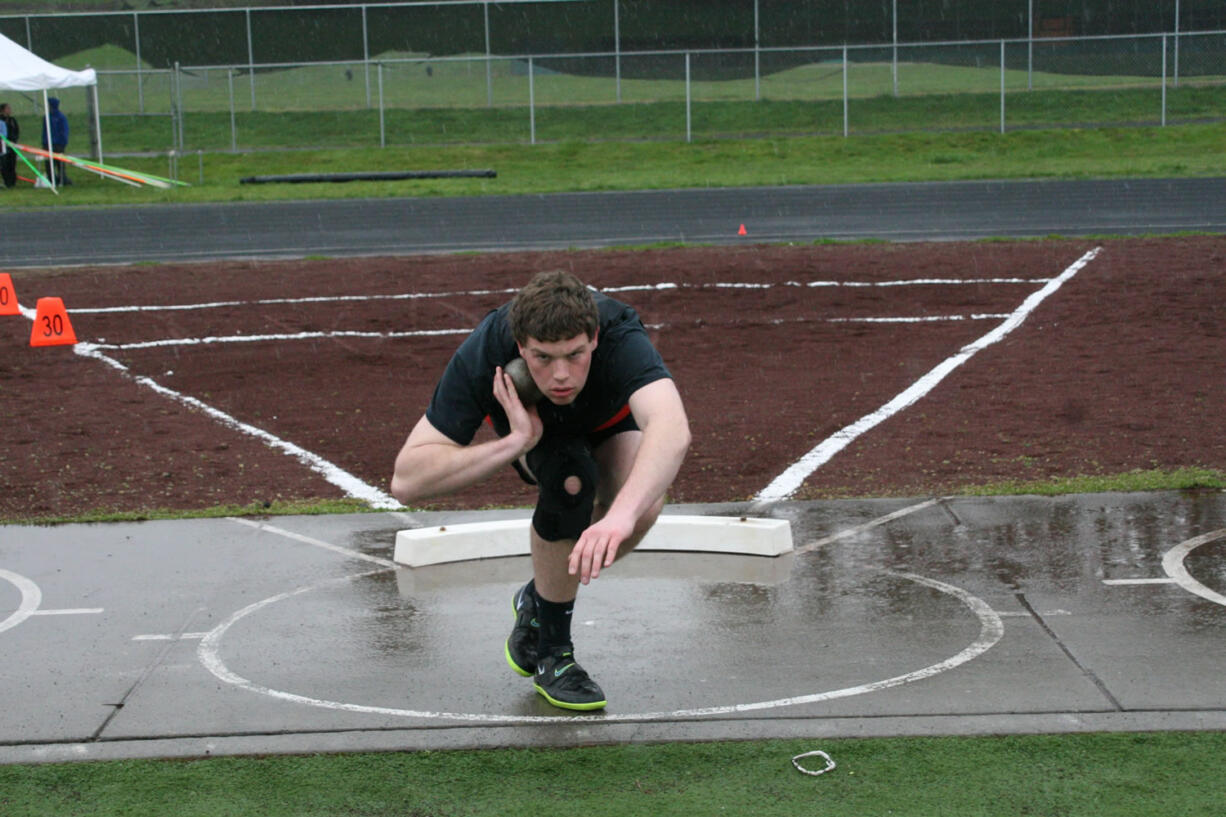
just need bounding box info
[91,84,103,163]
[42,89,54,190]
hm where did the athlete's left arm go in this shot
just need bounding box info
[569,378,691,583]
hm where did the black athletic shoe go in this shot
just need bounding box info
[533,647,607,711]
[504,582,539,677]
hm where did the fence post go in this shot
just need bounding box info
[685,52,692,143]
[1173,0,1180,87]
[1027,0,1033,91]
[754,0,761,101]
[246,8,256,111]
[362,5,372,108]
[174,61,185,150]
[484,1,493,107]
[529,56,536,145]
[892,0,898,97]
[134,11,145,114]
[1161,34,1167,127]
[169,63,176,149]
[228,69,237,151]
[378,62,386,148]
[1000,40,1006,134]
[613,0,622,103]
[842,46,848,138]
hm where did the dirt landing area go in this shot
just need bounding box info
[1,237,1223,520]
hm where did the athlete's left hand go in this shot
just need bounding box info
[569,513,635,584]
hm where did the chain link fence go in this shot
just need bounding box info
[1,2,1222,155]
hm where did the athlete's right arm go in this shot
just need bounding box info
[390,367,542,505]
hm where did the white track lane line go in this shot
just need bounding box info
[753,247,1103,503]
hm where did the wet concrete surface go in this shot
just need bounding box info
[1,491,1224,764]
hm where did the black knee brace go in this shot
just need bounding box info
[527,437,598,542]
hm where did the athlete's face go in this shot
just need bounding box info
[518,331,597,405]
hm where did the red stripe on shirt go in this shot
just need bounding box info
[592,403,631,432]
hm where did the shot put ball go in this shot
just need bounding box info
[504,357,543,404]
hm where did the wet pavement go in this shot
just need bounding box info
[4,178,1224,268]
[1,490,1224,764]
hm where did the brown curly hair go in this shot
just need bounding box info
[509,270,599,345]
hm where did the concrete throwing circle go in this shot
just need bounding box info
[1163,528,1226,607]
[198,569,1004,724]
[0,570,42,635]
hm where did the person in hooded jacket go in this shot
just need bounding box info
[0,102,19,188]
[41,97,70,186]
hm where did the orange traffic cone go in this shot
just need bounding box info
[29,297,77,347]
[738,223,748,236]
[0,273,18,316]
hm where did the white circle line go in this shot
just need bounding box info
[1162,528,1226,607]
[197,569,1003,725]
[0,570,43,634]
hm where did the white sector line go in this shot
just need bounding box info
[754,247,1103,503]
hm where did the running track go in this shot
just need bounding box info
[2,177,1224,268]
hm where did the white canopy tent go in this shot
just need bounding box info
[0,32,100,189]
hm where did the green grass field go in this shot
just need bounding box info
[3,731,1225,816]
[3,120,1224,210]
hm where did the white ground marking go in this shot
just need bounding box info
[1161,528,1226,607]
[90,314,1010,351]
[17,303,401,510]
[16,270,1054,513]
[197,569,1003,724]
[71,343,400,509]
[0,570,42,634]
[67,286,521,313]
[792,498,943,553]
[226,517,398,568]
[0,570,102,633]
[607,277,1048,292]
[753,247,1103,502]
[70,277,1048,314]
[90,327,468,350]
[133,633,209,642]
[1102,578,1178,586]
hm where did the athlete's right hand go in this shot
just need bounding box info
[494,366,543,457]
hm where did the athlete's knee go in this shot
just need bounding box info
[529,438,598,542]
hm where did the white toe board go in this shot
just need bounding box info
[394,515,792,568]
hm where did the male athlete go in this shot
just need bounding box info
[391,270,690,710]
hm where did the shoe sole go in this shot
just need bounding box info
[505,592,534,677]
[532,682,607,711]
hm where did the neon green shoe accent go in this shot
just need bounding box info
[532,681,607,711]
[505,638,533,677]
